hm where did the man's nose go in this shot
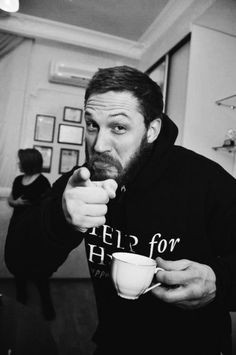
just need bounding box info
[93,129,111,153]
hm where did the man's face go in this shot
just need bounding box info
[84,91,149,182]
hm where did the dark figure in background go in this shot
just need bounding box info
[13,67,236,354]
[4,148,56,321]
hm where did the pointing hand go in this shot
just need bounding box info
[62,167,118,232]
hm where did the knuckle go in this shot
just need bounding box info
[72,214,87,228]
[162,273,173,284]
[100,216,106,226]
[187,284,202,299]
[162,292,175,303]
[194,285,204,298]
[68,200,83,214]
[65,188,80,201]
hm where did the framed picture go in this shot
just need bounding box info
[59,148,79,174]
[34,114,55,142]
[33,145,53,173]
[58,124,84,145]
[63,106,83,123]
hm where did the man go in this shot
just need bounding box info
[26,66,236,354]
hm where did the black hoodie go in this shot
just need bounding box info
[17,115,236,354]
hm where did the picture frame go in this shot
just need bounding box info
[58,124,84,145]
[34,114,55,142]
[63,106,83,123]
[33,145,53,173]
[59,148,80,174]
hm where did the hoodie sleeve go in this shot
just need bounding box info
[6,168,85,277]
[205,163,236,311]
[38,168,85,273]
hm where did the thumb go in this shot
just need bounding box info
[68,167,92,188]
[96,179,118,199]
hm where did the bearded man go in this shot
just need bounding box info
[23,66,236,355]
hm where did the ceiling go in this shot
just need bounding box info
[18,0,170,41]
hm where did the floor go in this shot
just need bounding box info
[0,278,98,355]
[1,278,236,355]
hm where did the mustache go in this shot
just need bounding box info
[88,152,122,170]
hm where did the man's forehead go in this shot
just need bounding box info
[85,91,139,112]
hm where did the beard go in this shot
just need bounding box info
[86,134,153,185]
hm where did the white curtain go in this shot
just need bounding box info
[0,31,33,190]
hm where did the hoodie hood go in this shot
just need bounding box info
[124,114,178,191]
[154,113,178,157]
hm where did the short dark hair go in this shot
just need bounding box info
[18,148,43,174]
[85,65,163,127]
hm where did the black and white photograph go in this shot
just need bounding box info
[0,1,236,355]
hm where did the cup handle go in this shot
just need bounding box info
[143,267,164,294]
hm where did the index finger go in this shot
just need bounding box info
[68,167,92,188]
[157,269,192,286]
[67,185,109,204]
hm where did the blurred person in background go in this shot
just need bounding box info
[4,148,56,321]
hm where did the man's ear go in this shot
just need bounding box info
[147,118,162,143]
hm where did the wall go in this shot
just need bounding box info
[0,37,136,278]
[181,25,236,350]
[0,38,33,190]
[183,25,236,177]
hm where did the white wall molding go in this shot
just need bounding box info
[0,12,144,60]
[139,0,216,70]
[139,0,196,47]
[0,1,217,69]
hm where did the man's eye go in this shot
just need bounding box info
[112,125,126,134]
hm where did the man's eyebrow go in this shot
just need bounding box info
[109,112,130,119]
[84,110,131,120]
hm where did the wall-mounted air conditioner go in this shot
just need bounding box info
[48,61,97,88]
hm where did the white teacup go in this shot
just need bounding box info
[111,252,163,300]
